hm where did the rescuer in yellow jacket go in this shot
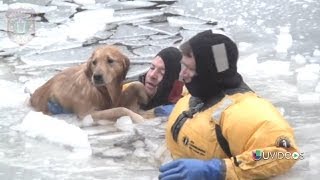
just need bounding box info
[159,30,299,180]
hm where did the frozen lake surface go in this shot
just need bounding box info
[0,0,319,179]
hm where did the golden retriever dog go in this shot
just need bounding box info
[30,45,131,119]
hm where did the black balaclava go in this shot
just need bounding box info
[186,30,242,102]
[139,47,182,110]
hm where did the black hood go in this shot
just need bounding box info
[139,47,182,110]
[186,30,242,101]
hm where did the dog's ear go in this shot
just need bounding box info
[122,55,130,80]
[85,55,93,78]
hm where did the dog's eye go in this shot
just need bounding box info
[107,58,114,64]
[92,60,97,65]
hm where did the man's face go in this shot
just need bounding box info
[180,54,197,83]
[144,56,165,97]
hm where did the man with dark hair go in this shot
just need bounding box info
[138,47,183,111]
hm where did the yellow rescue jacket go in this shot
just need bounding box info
[166,92,299,179]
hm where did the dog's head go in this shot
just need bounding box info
[85,45,130,86]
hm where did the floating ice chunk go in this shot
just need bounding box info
[21,45,96,66]
[116,45,138,59]
[0,80,28,108]
[92,130,142,149]
[179,29,204,42]
[67,8,114,41]
[117,39,150,47]
[112,24,157,39]
[182,24,219,31]
[133,148,150,158]
[239,55,293,77]
[23,76,49,95]
[154,143,172,165]
[144,139,159,152]
[72,8,114,23]
[115,116,134,132]
[81,114,95,127]
[275,26,292,54]
[148,36,182,47]
[81,3,107,10]
[196,2,203,8]
[316,83,320,93]
[104,35,148,46]
[167,16,207,27]
[133,140,145,149]
[83,30,113,46]
[126,64,149,79]
[22,24,77,50]
[296,64,320,92]
[265,27,274,34]
[236,16,245,26]
[83,124,118,136]
[33,40,82,55]
[73,0,95,5]
[114,11,164,25]
[99,147,131,158]
[51,0,80,7]
[119,1,156,8]
[6,0,52,6]
[91,30,113,41]
[298,93,320,105]
[139,23,180,36]
[12,111,92,154]
[44,6,77,24]
[238,42,253,52]
[293,54,307,65]
[0,37,19,49]
[0,13,5,31]
[150,34,172,40]
[114,8,159,17]
[9,3,57,14]
[296,64,320,75]
[259,60,292,76]
[238,53,259,75]
[118,34,181,48]
[0,1,8,11]
[133,46,162,57]
[313,49,320,57]
[257,19,264,26]
[294,123,320,141]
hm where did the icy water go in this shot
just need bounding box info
[0,0,320,179]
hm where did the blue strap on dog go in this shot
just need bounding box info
[47,100,71,115]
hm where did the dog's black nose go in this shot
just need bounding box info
[93,74,103,82]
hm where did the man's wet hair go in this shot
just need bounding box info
[180,40,193,58]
